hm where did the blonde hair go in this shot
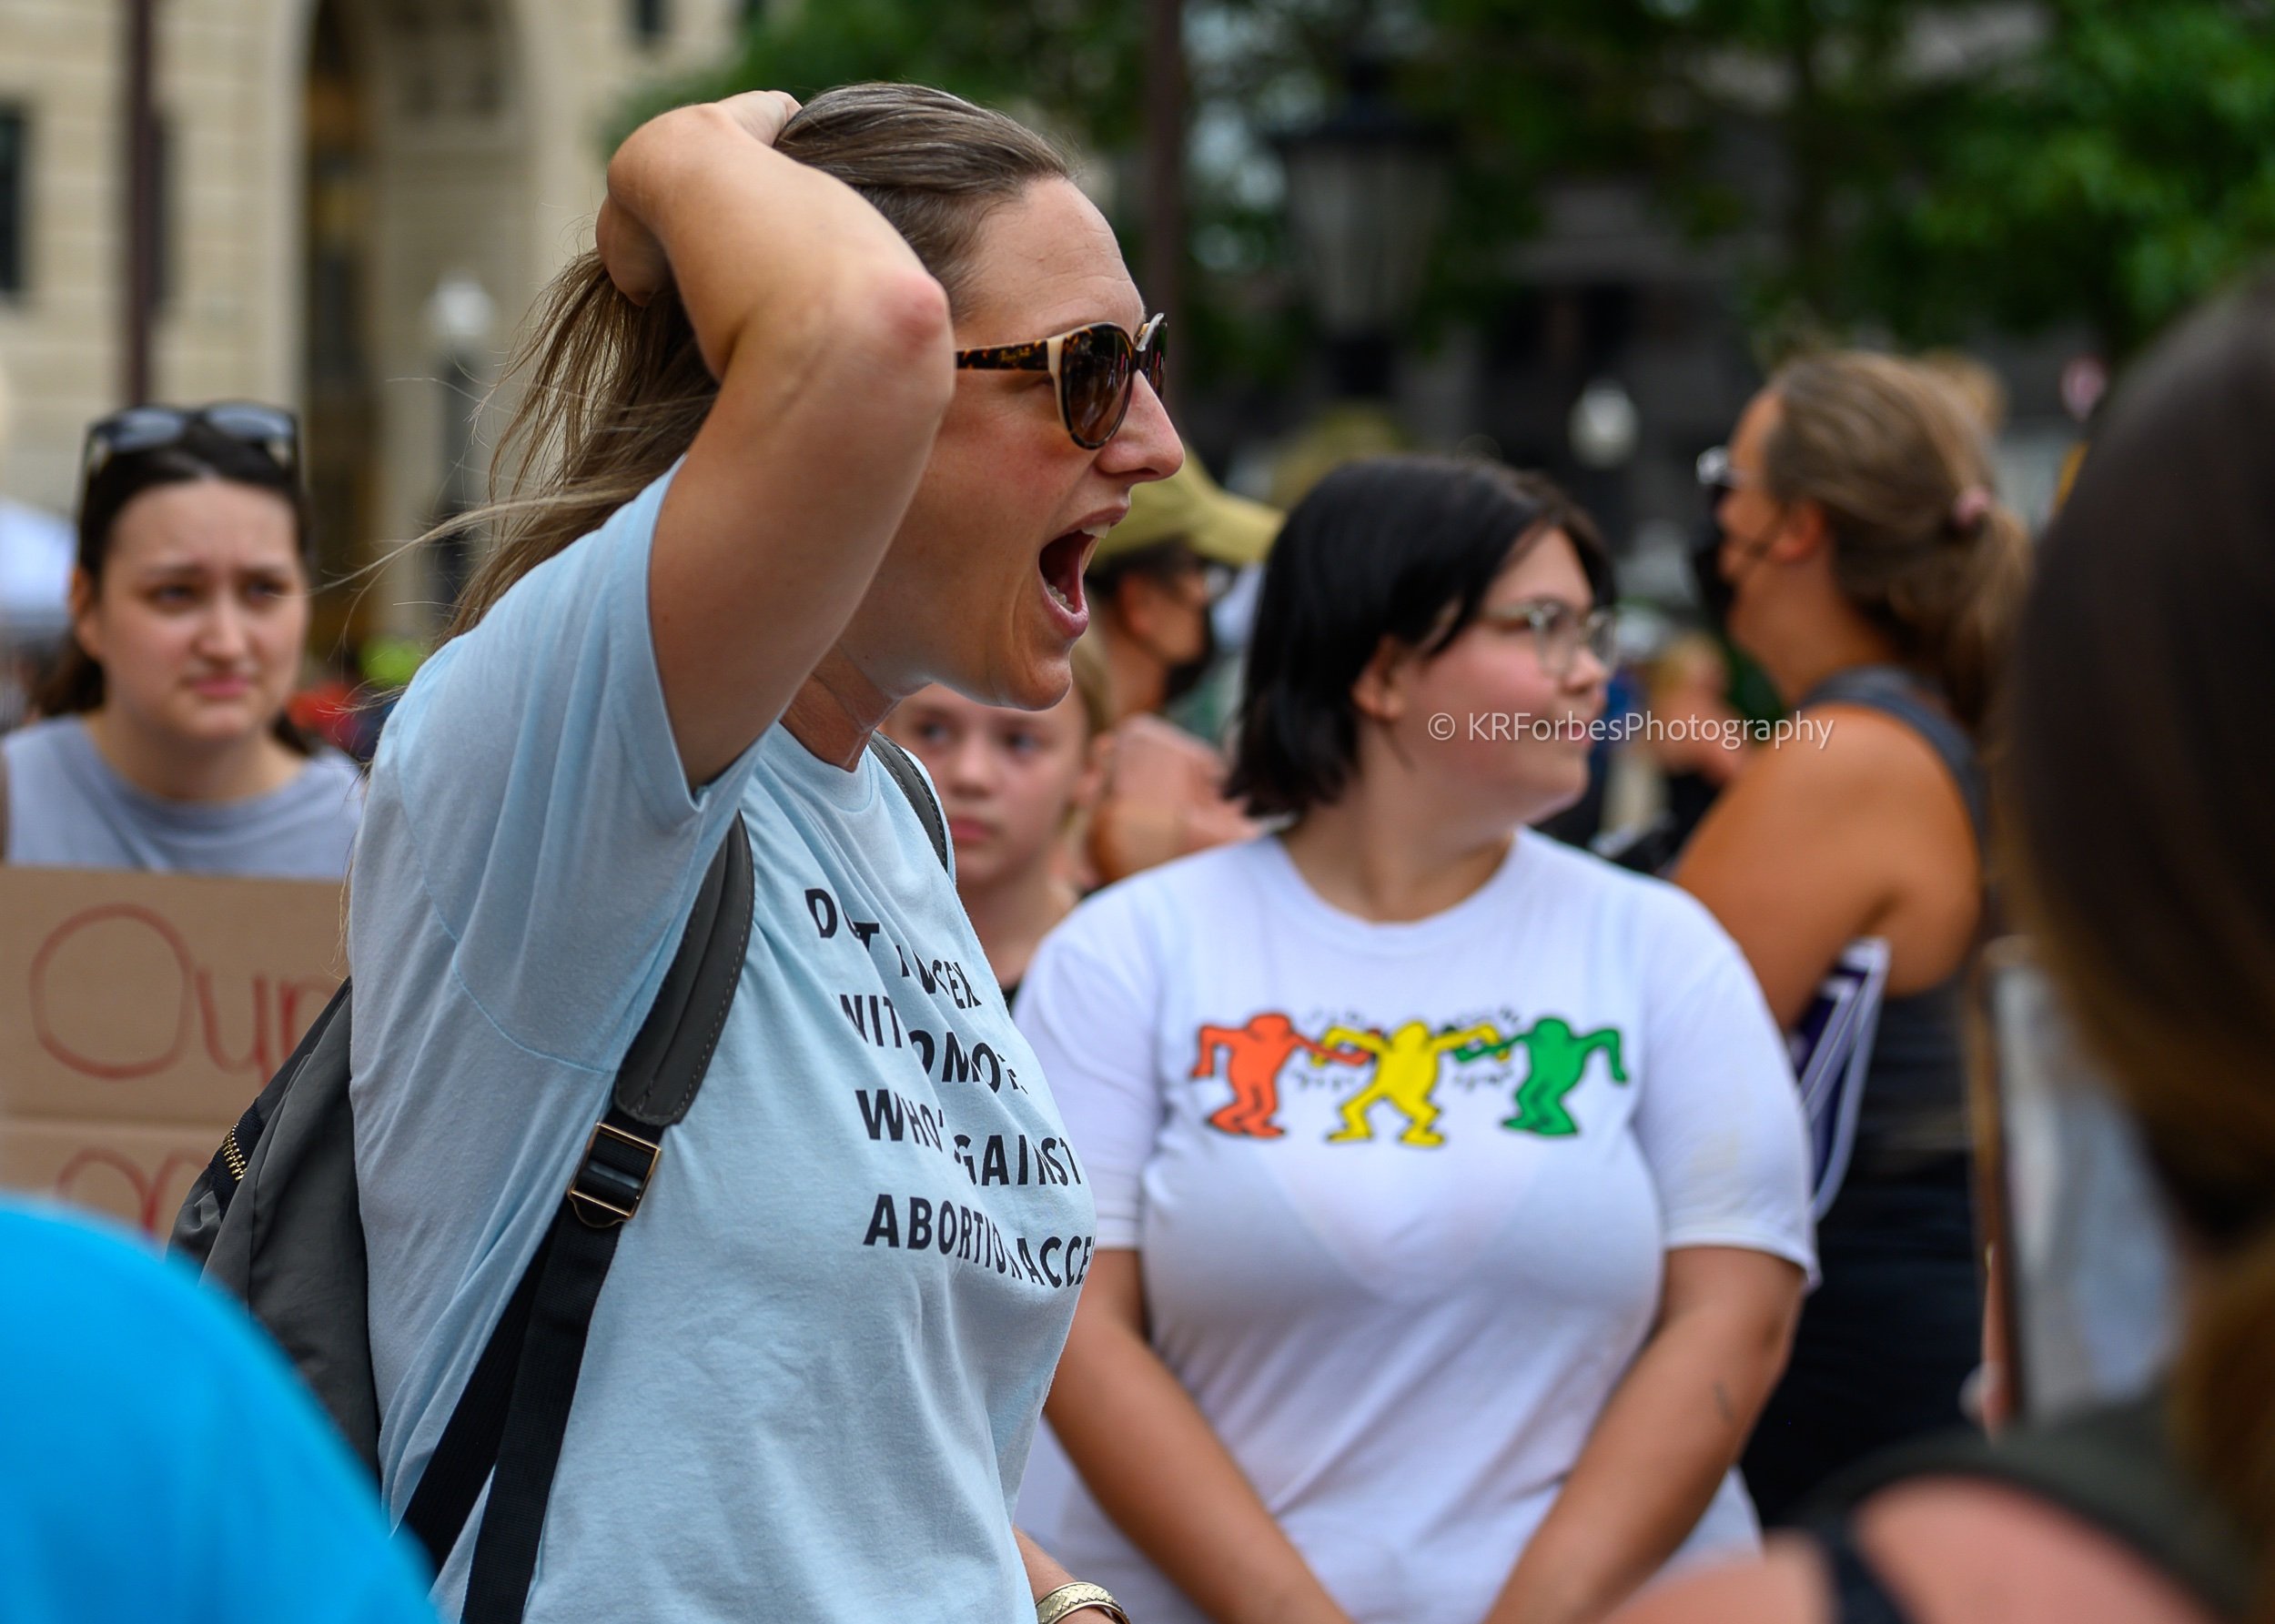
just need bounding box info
[1067,633,1112,740]
[1915,348,2009,438]
[1764,351,2030,734]
[440,84,1070,641]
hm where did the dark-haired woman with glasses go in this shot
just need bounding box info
[0,402,360,875]
[1016,456,1815,1624]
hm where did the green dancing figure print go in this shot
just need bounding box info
[1457,1017,1629,1137]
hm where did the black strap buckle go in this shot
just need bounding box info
[566,1121,662,1228]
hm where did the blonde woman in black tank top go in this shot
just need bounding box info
[1674,353,2028,1519]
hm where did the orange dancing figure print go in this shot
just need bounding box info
[1320,1021,1501,1147]
[1193,1014,1365,1138]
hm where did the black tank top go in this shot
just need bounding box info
[1796,665,1989,1178]
[1810,1393,2255,1621]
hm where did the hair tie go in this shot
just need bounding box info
[1949,487,1993,537]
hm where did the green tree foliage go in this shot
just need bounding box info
[662,0,2275,360]
[1871,2,2275,354]
[1426,0,2275,355]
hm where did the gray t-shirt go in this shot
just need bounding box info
[1,716,362,877]
[350,465,1094,1621]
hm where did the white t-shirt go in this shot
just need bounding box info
[1014,833,1815,1624]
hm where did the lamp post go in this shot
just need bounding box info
[423,270,496,619]
[1275,55,1448,399]
[122,0,162,404]
[1568,378,1639,471]
[1143,0,1184,421]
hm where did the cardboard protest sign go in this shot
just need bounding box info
[0,866,346,1238]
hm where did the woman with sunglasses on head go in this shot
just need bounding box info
[1015,457,1815,1624]
[0,404,359,876]
[1675,355,2031,1521]
[347,86,1175,1623]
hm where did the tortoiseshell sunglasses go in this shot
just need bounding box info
[955,314,1168,449]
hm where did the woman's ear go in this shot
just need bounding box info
[1071,727,1114,814]
[1350,635,1413,724]
[1116,572,1171,646]
[66,566,106,666]
[1776,497,1834,563]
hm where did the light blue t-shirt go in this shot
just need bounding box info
[349,467,1097,1621]
[2,714,362,875]
[0,1203,437,1623]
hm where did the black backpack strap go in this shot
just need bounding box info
[866,731,950,873]
[198,978,354,1221]
[400,816,753,1611]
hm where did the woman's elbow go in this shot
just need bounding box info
[834,267,956,411]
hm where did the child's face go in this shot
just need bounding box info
[883,683,1099,890]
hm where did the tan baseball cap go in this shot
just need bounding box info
[1090,449,1282,570]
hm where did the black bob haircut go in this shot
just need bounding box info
[1226,455,1613,821]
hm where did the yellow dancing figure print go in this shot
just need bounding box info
[1456,1017,1629,1137]
[1321,1021,1500,1147]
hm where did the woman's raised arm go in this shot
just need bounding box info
[603,94,958,783]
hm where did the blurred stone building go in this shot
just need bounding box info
[0,0,740,647]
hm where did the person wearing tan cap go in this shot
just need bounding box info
[1083,450,1279,728]
[1078,452,1279,884]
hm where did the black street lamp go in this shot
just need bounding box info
[1276,55,1449,399]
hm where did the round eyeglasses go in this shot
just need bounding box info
[1479,598,1619,681]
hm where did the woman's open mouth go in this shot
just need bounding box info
[1037,530,1100,634]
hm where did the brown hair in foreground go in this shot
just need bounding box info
[2001,277,2275,1620]
[1764,350,2030,734]
[441,84,1071,641]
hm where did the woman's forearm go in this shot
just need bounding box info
[1018,1526,1077,1599]
[1483,1251,1803,1624]
[1047,1260,1350,1624]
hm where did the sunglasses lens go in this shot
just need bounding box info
[1140,319,1168,395]
[204,403,300,471]
[96,406,191,458]
[1060,326,1135,449]
[204,403,299,446]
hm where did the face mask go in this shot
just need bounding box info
[1690,514,1776,636]
[1689,518,1736,634]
